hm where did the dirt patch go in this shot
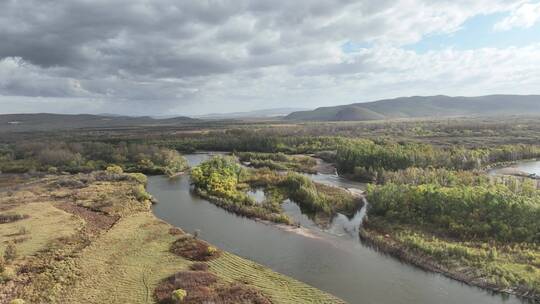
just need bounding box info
[56,203,118,234]
[154,271,271,304]
[170,236,221,261]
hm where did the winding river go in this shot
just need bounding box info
[149,153,533,304]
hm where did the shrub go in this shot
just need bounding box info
[1,267,16,282]
[207,246,218,256]
[128,172,148,185]
[47,166,58,174]
[488,248,498,260]
[9,299,25,304]
[106,165,124,174]
[171,289,187,303]
[133,184,151,202]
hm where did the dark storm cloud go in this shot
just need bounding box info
[0,0,365,91]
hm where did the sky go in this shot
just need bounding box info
[1,0,540,116]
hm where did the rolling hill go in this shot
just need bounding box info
[285,95,540,121]
[0,113,198,132]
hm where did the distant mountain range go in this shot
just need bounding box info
[0,113,198,132]
[195,108,308,119]
[3,95,540,132]
[285,95,540,121]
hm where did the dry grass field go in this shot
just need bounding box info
[0,172,344,304]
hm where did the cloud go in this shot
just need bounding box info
[0,0,536,114]
[494,1,540,31]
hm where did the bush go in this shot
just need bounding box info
[207,246,218,256]
[1,267,16,282]
[128,172,148,185]
[281,173,334,214]
[106,165,124,174]
[171,289,187,303]
[133,184,151,202]
[191,156,243,199]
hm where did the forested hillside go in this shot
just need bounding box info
[285,95,540,121]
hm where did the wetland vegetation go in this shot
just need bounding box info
[190,155,360,225]
[1,116,540,303]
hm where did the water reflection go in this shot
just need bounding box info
[282,199,366,241]
[246,188,266,204]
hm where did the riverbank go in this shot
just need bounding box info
[193,187,292,224]
[0,172,345,303]
[359,222,540,301]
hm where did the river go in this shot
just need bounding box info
[149,153,530,304]
[489,160,540,176]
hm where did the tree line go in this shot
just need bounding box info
[335,141,540,181]
[0,141,187,176]
[366,169,540,243]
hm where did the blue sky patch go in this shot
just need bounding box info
[405,12,540,53]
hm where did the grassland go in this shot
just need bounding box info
[0,172,344,304]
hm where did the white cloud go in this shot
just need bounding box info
[494,1,540,31]
[0,0,537,115]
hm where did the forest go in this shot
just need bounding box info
[363,166,540,297]
[0,141,187,176]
